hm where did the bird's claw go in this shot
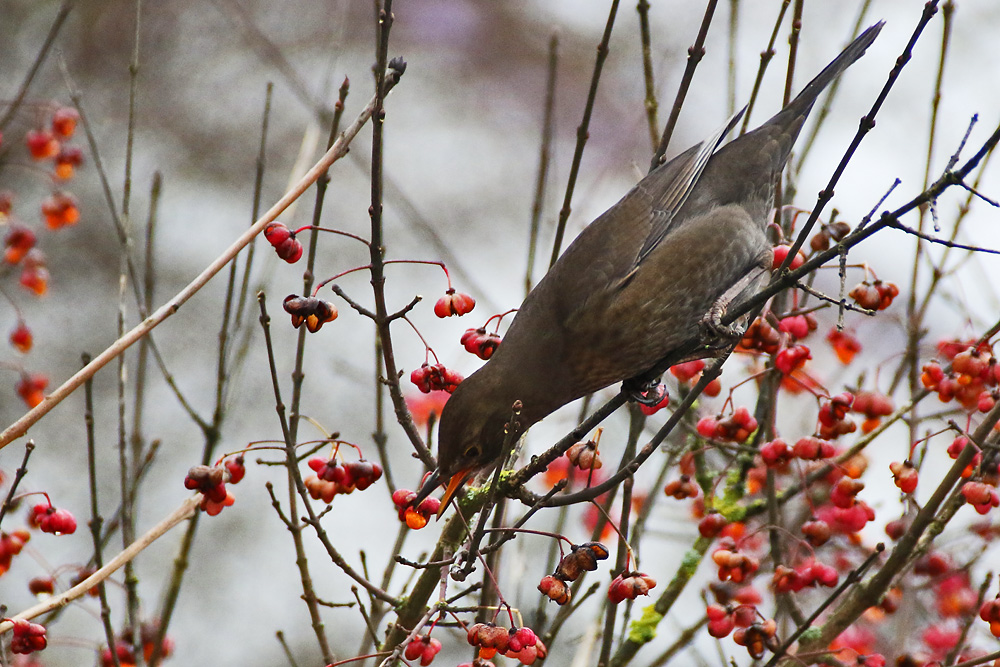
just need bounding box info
[624,378,668,406]
[699,306,746,343]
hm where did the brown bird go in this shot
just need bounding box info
[418,23,883,511]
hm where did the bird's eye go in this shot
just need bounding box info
[464,445,481,459]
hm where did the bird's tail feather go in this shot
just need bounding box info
[775,21,884,123]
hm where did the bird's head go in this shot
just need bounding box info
[413,373,514,516]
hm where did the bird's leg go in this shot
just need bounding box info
[699,264,769,342]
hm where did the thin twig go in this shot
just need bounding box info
[525,32,558,295]
[636,0,660,152]
[83,353,123,667]
[549,0,621,265]
[740,0,791,135]
[0,442,34,531]
[650,0,719,168]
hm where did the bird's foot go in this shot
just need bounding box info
[699,264,768,345]
[623,377,668,406]
[699,305,746,343]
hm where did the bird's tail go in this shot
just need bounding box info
[771,21,884,125]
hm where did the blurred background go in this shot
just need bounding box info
[2,0,1000,665]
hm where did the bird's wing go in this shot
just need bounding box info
[632,107,747,267]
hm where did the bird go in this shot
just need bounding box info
[417,23,883,512]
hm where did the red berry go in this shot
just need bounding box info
[282,294,338,332]
[698,512,728,538]
[801,518,831,546]
[760,439,792,468]
[434,289,475,317]
[263,221,291,246]
[827,328,862,364]
[263,223,302,263]
[9,321,33,353]
[4,224,36,264]
[16,373,48,407]
[538,574,571,605]
[391,488,417,509]
[26,129,59,159]
[608,571,656,603]
[778,315,811,340]
[696,416,718,438]
[772,244,805,270]
[889,460,918,494]
[28,576,55,596]
[54,145,84,179]
[225,456,246,484]
[41,191,80,229]
[51,107,80,137]
[10,619,47,654]
[670,360,705,383]
[775,344,811,374]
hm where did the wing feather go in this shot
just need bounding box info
[633,107,746,266]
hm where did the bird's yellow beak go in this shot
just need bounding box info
[438,466,476,518]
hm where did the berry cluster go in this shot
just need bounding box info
[28,575,54,596]
[775,343,811,375]
[801,517,832,546]
[706,601,755,639]
[698,511,729,538]
[536,541,609,606]
[9,618,47,654]
[28,502,77,535]
[850,390,894,432]
[566,437,602,471]
[41,191,81,229]
[461,327,500,360]
[739,317,781,355]
[705,586,783,659]
[712,538,761,583]
[980,596,1000,638]
[410,363,463,394]
[283,294,338,333]
[434,288,475,318]
[733,618,778,659]
[183,457,245,515]
[391,489,440,529]
[889,460,918,494]
[0,530,30,575]
[772,559,839,592]
[827,327,862,363]
[263,222,304,263]
[809,218,851,252]
[3,222,36,265]
[466,624,546,665]
[818,391,856,439]
[922,341,1000,411]
[778,313,817,340]
[961,481,1000,515]
[849,279,899,311]
[608,571,657,603]
[697,406,758,443]
[663,474,699,500]
[404,634,442,666]
[15,373,48,408]
[304,456,382,503]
